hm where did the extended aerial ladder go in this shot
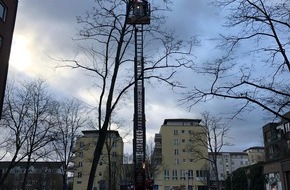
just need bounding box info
[127,1,151,190]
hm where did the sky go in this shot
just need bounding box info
[8,0,269,154]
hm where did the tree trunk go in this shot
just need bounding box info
[214,163,220,190]
[108,150,112,190]
[87,128,108,190]
[63,166,68,190]
[0,148,21,189]
[21,155,32,190]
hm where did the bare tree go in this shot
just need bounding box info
[50,99,87,190]
[0,79,57,189]
[146,138,161,181]
[120,154,134,189]
[56,0,196,189]
[101,130,124,190]
[186,112,232,190]
[183,0,290,121]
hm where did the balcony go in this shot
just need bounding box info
[154,134,161,142]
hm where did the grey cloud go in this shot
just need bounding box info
[10,0,267,154]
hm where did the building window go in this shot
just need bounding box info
[196,170,201,177]
[240,161,243,165]
[174,149,179,155]
[164,170,169,180]
[181,130,185,134]
[172,170,178,180]
[79,162,83,167]
[196,170,207,178]
[113,151,117,158]
[79,152,83,158]
[113,142,117,147]
[180,170,186,180]
[175,158,179,165]
[182,139,185,143]
[174,130,178,135]
[174,139,178,145]
[77,172,82,178]
[183,159,186,163]
[165,186,170,190]
[0,2,6,21]
[188,170,193,179]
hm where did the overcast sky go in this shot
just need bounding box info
[8,0,269,154]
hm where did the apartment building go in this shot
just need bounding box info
[0,0,18,118]
[243,146,265,165]
[209,152,249,182]
[263,112,290,190]
[207,147,265,189]
[73,130,124,190]
[0,161,63,190]
[154,119,209,190]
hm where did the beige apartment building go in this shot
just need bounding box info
[243,146,265,165]
[73,130,124,190]
[154,119,209,190]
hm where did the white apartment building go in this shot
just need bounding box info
[209,152,249,181]
[209,147,265,183]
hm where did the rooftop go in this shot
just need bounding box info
[163,118,202,125]
[0,161,63,168]
[81,130,120,137]
[243,146,264,152]
[209,152,248,156]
